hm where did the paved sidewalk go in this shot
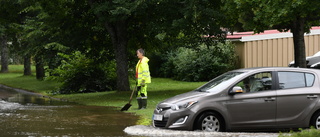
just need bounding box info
[124,125,280,137]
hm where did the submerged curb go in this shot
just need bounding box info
[124,125,279,137]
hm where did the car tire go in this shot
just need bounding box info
[195,112,224,132]
[311,111,320,129]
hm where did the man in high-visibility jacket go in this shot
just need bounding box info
[136,48,151,109]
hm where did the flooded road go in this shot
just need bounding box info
[0,86,138,137]
[0,85,282,137]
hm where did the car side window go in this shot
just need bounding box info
[278,72,315,89]
[235,72,272,93]
[306,73,315,87]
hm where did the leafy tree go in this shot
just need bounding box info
[0,0,56,78]
[89,0,141,91]
[19,0,109,80]
[5,0,228,91]
[18,1,52,79]
[89,0,227,90]
[223,0,320,68]
[0,0,24,73]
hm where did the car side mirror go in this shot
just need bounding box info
[229,86,244,95]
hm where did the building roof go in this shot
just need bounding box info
[227,26,320,42]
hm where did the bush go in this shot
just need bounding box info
[47,51,116,94]
[279,128,320,137]
[160,41,238,81]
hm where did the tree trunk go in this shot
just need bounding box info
[0,36,9,73]
[35,56,45,80]
[291,17,307,68]
[105,20,130,91]
[24,54,32,76]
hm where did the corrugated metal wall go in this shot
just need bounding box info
[234,34,320,68]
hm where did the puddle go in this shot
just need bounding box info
[0,86,138,137]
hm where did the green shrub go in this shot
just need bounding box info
[161,41,238,81]
[279,128,320,137]
[47,51,116,94]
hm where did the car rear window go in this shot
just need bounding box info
[278,72,315,89]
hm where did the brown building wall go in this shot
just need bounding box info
[234,34,320,68]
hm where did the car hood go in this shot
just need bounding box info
[159,91,208,105]
[289,55,320,65]
[311,62,320,67]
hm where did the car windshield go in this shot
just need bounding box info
[196,72,243,92]
[314,51,320,56]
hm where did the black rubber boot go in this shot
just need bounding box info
[141,99,147,109]
[137,99,142,109]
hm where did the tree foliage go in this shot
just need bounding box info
[87,0,228,90]
[0,0,236,92]
[161,42,237,81]
[0,0,24,73]
[48,51,116,94]
[223,0,320,68]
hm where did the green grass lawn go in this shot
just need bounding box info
[0,65,205,125]
[0,65,61,94]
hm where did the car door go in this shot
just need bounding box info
[226,72,277,129]
[276,71,320,127]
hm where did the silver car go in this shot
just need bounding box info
[153,67,320,132]
[289,51,320,67]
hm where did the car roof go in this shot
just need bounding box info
[232,67,320,73]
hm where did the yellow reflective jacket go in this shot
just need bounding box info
[136,57,151,86]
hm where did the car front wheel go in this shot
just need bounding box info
[195,112,224,132]
[311,111,320,129]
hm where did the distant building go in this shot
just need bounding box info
[227,26,320,68]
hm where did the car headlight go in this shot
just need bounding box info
[171,101,198,111]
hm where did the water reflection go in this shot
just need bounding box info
[0,87,138,137]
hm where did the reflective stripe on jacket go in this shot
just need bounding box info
[136,57,151,86]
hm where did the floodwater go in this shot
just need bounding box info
[0,85,281,137]
[0,86,138,137]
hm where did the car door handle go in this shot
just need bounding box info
[307,95,318,99]
[264,97,275,102]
